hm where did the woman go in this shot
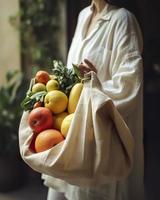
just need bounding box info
[44,0,144,199]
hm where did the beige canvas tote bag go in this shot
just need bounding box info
[19,72,134,188]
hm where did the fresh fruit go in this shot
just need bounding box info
[28,107,54,133]
[68,83,83,113]
[29,133,37,152]
[61,113,74,138]
[44,90,68,114]
[33,101,43,109]
[46,79,59,92]
[32,83,46,93]
[35,70,50,84]
[49,74,57,80]
[54,112,68,130]
[35,129,64,153]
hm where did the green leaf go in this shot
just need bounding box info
[72,63,82,78]
[21,91,47,111]
[51,60,81,95]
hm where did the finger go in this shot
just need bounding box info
[80,67,90,73]
[78,64,91,76]
[78,63,92,74]
[83,59,93,66]
[83,59,97,73]
[78,64,90,71]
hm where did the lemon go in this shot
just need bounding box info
[61,113,74,138]
[32,83,46,93]
[54,112,68,130]
[44,90,68,114]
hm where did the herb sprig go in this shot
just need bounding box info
[52,60,81,95]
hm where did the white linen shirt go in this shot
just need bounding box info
[43,3,144,200]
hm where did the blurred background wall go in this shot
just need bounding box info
[0,0,20,85]
[0,0,67,197]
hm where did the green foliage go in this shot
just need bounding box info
[21,89,47,111]
[51,60,81,95]
[0,70,28,157]
[19,0,62,70]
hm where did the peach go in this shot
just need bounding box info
[35,70,50,84]
[28,107,54,133]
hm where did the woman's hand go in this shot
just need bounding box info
[78,59,97,76]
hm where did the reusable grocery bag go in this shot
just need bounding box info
[19,72,134,188]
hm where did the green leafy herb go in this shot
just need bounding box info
[21,90,47,111]
[51,60,81,95]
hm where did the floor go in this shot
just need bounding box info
[0,176,48,200]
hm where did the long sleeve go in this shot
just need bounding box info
[102,11,143,117]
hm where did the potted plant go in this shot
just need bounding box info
[0,70,28,192]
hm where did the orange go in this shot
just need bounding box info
[35,129,64,153]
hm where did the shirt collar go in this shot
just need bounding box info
[89,3,112,21]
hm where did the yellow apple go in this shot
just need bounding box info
[54,112,68,130]
[46,79,59,92]
[32,83,46,93]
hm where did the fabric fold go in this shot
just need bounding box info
[19,72,134,188]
